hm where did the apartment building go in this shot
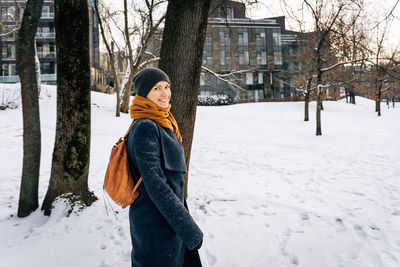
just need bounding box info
[201,0,303,101]
[0,0,102,90]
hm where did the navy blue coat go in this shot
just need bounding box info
[126,118,203,267]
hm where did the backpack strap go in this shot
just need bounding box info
[124,119,143,189]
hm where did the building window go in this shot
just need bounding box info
[2,44,15,58]
[272,29,281,48]
[258,73,263,84]
[256,51,267,65]
[37,44,43,57]
[219,29,230,69]
[10,64,16,76]
[227,7,234,19]
[280,79,284,97]
[220,51,226,66]
[40,62,52,74]
[200,76,205,86]
[19,7,25,19]
[2,63,9,76]
[238,28,248,46]
[272,28,282,65]
[261,51,267,65]
[219,28,231,49]
[1,7,7,21]
[203,32,213,67]
[274,52,282,65]
[1,45,7,58]
[239,51,249,65]
[41,6,50,17]
[246,72,253,85]
[256,29,266,47]
[118,54,124,73]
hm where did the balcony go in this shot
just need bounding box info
[41,13,54,19]
[37,51,56,58]
[36,32,55,39]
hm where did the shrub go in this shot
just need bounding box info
[0,84,20,110]
[198,95,234,106]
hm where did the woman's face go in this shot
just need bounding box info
[146,81,171,109]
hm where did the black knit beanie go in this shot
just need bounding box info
[133,68,170,97]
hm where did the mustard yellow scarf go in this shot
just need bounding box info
[130,95,182,142]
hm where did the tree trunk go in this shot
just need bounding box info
[113,44,121,117]
[377,87,381,116]
[120,0,134,114]
[158,0,211,198]
[42,0,97,215]
[120,65,135,113]
[376,92,382,116]
[316,88,322,135]
[17,0,44,218]
[304,92,310,121]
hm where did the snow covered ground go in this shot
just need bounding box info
[0,84,399,267]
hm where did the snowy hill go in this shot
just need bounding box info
[0,84,399,267]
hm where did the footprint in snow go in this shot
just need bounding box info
[98,260,110,267]
[284,228,292,237]
[353,224,367,239]
[334,217,346,233]
[300,213,310,221]
[236,211,253,217]
[205,248,217,265]
[368,224,380,231]
[391,210,400,216]
[291,255,299,265]
[396,240,400,247]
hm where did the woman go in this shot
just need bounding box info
[126,68,203,267]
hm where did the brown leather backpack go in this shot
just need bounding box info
[103,121,142,208]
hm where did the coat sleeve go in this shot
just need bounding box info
[131,120,203,250]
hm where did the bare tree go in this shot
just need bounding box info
[94,0,123,117]
[119,0,166,113]
[16,0,44,218]
[42,0,97,215]
[334,7,370,104]
[282,0,365,135]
